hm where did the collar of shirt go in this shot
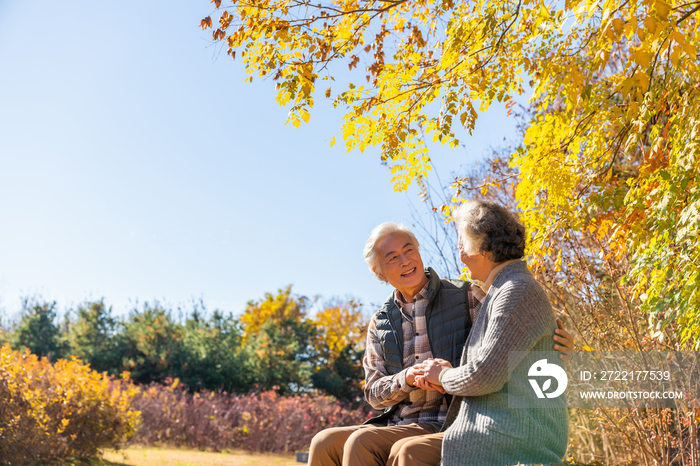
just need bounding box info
[394,275,431,321]
[480,259,521,293]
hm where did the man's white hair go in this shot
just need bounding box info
[363,222,420,281]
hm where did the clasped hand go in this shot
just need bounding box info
[406,358,453,394]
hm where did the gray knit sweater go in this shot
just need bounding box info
[440,260,568,466]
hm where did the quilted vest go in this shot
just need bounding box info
[373,267,472,375]
[364,268,472,425]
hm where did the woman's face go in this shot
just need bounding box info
[458,233,492,282]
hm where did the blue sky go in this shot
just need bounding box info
[0,0,518,319]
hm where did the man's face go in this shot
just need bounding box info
[375,232,426,299]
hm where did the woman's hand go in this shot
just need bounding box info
[554,318,574,362]
[416,358,453,386]
[413,374,446,393]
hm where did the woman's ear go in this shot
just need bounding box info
[481,251,496,263]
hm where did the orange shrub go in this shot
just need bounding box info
[0,343,141,465]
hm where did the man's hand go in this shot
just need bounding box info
[554,318,574,362]
[405,365,423,387]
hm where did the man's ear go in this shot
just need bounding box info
[375,267,386,282]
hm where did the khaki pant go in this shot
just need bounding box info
[308,423,443,466]
[386,431,443,466]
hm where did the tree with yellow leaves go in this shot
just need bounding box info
[239,285,310,344]
[310,300,367,403]
[312,300,366,364]
[239,288,367,401]
[238,286,316,394]
[202,0,700,347]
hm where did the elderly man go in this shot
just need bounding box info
[308,222,573,466]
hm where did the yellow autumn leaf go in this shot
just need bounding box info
[669,47,681,66]
[683,43,697,58]
[654,0,670,18]
[633,49,652,68]
[611,18,624,34]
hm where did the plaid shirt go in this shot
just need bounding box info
[363,276,485,426]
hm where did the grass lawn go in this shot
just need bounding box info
[101,446,300,466]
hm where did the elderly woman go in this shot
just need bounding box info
[415,200,568,466]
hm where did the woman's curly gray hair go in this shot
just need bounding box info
[363,222,420,281]
[452,200,526,262]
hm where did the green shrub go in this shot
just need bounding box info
[11,299,68,362]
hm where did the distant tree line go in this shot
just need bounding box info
[0,287,367,404]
